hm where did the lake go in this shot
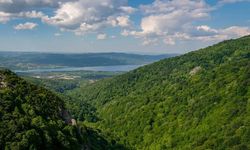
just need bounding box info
[14,65,143,73]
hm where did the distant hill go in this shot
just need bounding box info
[0,52,177,70]
[71,36,250,149]
[0,69,127,150]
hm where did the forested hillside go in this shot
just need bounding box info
[3,35,249,150]
[0,69,126,150]
[69,36,250,149]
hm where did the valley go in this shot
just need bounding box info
[2,36,248,149]
[1,1,249,149]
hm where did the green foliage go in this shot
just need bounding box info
[2,35,249,149]
[22,71,116,122]
[0,70,81,149]
[0,70,124,149]
[68,36,250,149]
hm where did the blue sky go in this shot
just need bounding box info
[0,0,249,54]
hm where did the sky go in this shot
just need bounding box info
[0,0,250,54]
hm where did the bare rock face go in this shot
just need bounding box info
[0,75,7,88]
[189,66,202,76]
[62,110,77,126]
[71,119,77,126]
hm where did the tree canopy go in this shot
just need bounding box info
[67,36,250,149]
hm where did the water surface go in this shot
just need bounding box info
[15,65,143,73]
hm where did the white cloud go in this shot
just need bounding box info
[119,6,137,14]
[97,33,107,40]
[122,0,250,46]
[18,11,44,18]
[0,11,11,23]
[54,33,62,36]
[14,22,38,30]
[197,25,218,33]
[106,15,133,28]
[219,26,250,38]
[123,0,211,45]
[163,37,176,45]
[212,0,250,10]
[43,0,130,35]
[0,10,45,24]
[0,0,12,4]
[0,0,74,13]
[121,30,129,37]
[140,0,211,15]
[142,38,158,46]
[222,26,250,36]
[116,16,132,27]
[73,22,106,35]
[0,0,133,35]
[193,25,250,41]
[0,0,249,46]
[218,0,250,5]
[189,25,219,37]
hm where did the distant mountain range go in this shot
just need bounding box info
[0,52,178,70]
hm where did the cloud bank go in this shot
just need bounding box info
[121,0,250,45]
[0,0,249,46]
[14,22,38,30]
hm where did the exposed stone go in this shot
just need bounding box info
[0,75,7,88]
[62,110,77,126]
[189,66,202,76]
[71,119,77,126]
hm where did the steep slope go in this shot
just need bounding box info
[0,69,126,150]
[0,69,84,149]
[75,36,250,149]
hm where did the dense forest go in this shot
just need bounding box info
[0,69,126,150]
[1,35,249,149]
[60,36,250,149]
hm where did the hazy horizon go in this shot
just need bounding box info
[0,49,182,55]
